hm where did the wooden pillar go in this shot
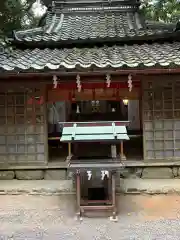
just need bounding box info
[76,170,81,218]
[120,141,126,160]
[66,142,72,164]
[68,142,71,156]
[111,172,117,218]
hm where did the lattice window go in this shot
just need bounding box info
[0,87,47,164]
[143,80,180,160]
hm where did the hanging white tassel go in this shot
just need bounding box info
[53,75,58,89]
[106,74,111,88]
[76,74,82,92]
[128,74,133,92]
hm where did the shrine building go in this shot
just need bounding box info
[0,0,180,181]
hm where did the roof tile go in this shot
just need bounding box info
[0,43,180,72]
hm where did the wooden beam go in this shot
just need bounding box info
[0,68,180,79]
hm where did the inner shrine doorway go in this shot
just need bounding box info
[47,77,143,162]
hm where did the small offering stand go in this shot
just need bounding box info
[60,121,129,221]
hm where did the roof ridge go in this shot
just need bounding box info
[52,0,139,5]
[50,0,140,13]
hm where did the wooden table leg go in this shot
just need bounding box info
[68,143,71,157]
[76,171,82,220]
[66,142,72,164]
[120,141,126,160]
[110,173,118,222]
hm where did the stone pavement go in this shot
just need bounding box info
[1,195,180,239]
[1,179,180,195]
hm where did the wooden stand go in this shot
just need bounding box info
[60,121,129,221]
[75,170,118,221]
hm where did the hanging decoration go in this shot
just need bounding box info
[76,74,82,92]
[87,171,92,180]
[53,75,58,89]
[106,74,111,88]
[127,74,133,92]
[101,170,109,180]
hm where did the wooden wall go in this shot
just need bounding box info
[142,75,180,161]
[0,83,48,165]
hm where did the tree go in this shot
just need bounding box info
[0,0,47,37]
[0,0,46,48]
[141,0,180,23]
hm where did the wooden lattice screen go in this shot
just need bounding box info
[143,79,180,160]
[0,86,47,165]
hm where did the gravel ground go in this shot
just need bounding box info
[0,195,180,239]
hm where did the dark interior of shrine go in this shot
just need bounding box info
[79,173,110,204]
[48,100,143,162]
[88,187,107,201]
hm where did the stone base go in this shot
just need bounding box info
[15,170,44,180]
[0,169,68,180]
[141,167,173,179]
[0,171,15,180]
[0,166,179,181]
[120,167,177,179]
[44,170,67,180]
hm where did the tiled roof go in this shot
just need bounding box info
[1,42,180,72]
[146,21,176,31]
[14,12,172,43]
[13,0,175,44]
